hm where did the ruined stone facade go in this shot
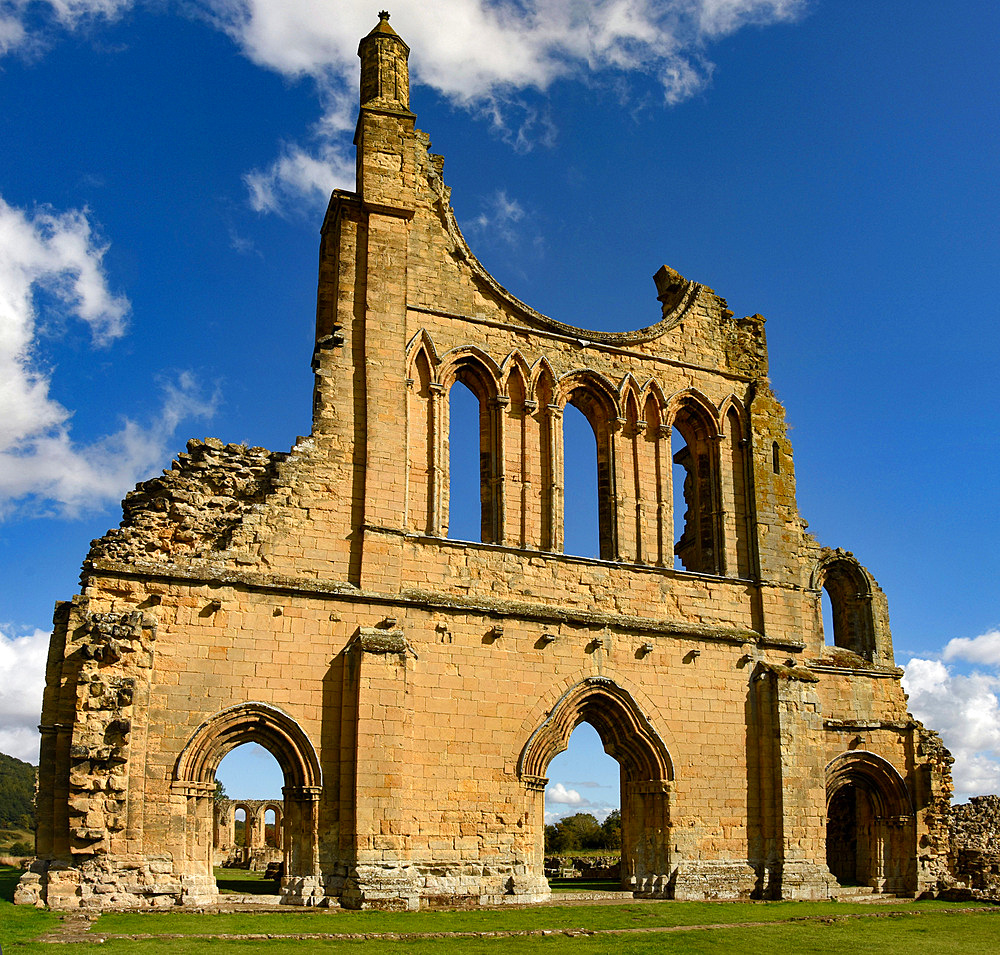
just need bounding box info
[214,798,283,870]
[20,14,953,910]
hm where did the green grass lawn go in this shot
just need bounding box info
[2,864,998,955]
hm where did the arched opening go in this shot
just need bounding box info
[816,556,877,661]
[233,806,248,847]
[174,703,323,905]
[826,753,914,895]
[447,380,484,542]
[212,743,285,895]
[561,377,618,560]
[543,723,621,890]
[671,399,721,574]
[520,679,674,897]
[563,403,600,558]
[264,807,280,848]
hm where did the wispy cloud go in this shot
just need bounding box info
[203,0,808,213]
[0,627,49,763]
[0,195,215,519]
[0,2,810,213]
[902,637,1000,801]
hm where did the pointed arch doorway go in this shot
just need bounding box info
[520,678,674,896]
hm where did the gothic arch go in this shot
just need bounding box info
[499,350,533,396]
[438,346,502,395]
[405,328,441,373]
[668,390,723,574]
[825,752,914,893]
[518,677,675,895]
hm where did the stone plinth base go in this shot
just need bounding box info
[340,863,549,910]
[671,860,759,900]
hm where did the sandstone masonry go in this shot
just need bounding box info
[18,13,953,911]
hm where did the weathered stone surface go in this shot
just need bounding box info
[23,12,954,912]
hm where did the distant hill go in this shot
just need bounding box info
[0,752,35,831]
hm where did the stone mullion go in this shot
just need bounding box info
[709,432,727,576]
[493,396,509,544]
[661,425,673,567]
[548,404,564,552]
[607,417,627,561]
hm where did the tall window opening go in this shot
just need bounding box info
[563,403,600,558]
[672,430,690,571]
[671,403,720,574]
[818,558,876,661]
[821,587,836,647]
[447,380,483,542]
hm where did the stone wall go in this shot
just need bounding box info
[946,795,1000,899]
[20,12,953,911]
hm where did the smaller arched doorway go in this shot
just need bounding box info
[825,753,914,894]
[173,703,323,905]
[520,678,674,896]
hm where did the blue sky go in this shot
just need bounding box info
[0,1,998,816]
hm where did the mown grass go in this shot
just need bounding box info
[0,864,59,950]
[92,897,986,937]
[3,863,998,955]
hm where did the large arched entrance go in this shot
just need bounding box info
[825,752,914,894]
[173,702,323,905]
[519,678,674,896]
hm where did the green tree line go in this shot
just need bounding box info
[0,751,36,838]
[544,810,620,854]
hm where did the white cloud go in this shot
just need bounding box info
[0,0,132,56]
[943,629,1000,667]
[0,3,809,211]
[0,196,215,519]
[902,653,1000,801]
[203,0,807,213]
[0,627,49,764]
[547,782,584,805]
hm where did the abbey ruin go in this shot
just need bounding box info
[19,13,954,910]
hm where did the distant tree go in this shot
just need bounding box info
[8,840,33,856]
[215,778,227,801]
[545,813,603,853]
[601,809,621,850]
[0,752,36,832]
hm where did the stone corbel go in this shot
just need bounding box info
[356,626,417,658]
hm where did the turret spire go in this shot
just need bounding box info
[358,10,411,112]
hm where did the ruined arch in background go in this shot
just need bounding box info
[825,752,914,894]
[173,703,322,903]
[519,678,675,895]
